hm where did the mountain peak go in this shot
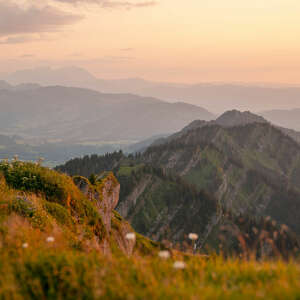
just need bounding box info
[216,110,267,127]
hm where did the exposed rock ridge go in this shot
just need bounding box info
[73,173,138,255]
[74,173,120,232]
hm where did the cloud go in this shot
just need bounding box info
[0,35,44,44]
[53,0,157,9]
[0,1,83,37]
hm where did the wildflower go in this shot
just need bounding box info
[125,233,136,241]
[188,233,198,240]
[13,155,19,161]
[46,236,55,243]
[173,261,186,269]
[37,157,45,165]
[22,243,29,248]
[158,250,170,259]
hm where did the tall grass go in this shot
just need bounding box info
[1,245,300,299]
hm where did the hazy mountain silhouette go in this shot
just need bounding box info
[3,67,300,114]
[260,109,300,131]
[0,85,214,143]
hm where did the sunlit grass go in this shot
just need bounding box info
[1,241,300,300]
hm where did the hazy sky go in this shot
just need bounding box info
[1,0,300,83]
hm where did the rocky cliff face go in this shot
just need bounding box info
[74,173,120,232]
[73,173,136,255]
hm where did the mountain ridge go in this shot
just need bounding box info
[3,66,300,114]
[0,85,214,143]
[56,111,300,249]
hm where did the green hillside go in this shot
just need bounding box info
[57,118,300,253]
[143,123,300,234]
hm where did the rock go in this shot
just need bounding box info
[74,173,120,233]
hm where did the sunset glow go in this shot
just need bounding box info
[1,0,300,83]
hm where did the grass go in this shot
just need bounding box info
[1,244,300,300]
[117,164,145,177]
[1,160,300,299]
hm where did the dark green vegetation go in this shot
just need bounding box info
[57,151,125,178]
[143,123,300,232]
[57,111,300,256]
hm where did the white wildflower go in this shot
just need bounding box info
[37,157,45,165]
[173,261,186,269]
[46,236,55,243]
[158,250,170,259]
[22,243,29,249]
[188,233,199,240]
[125,233,136,241]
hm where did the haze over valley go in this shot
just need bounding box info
[2,66,300,113]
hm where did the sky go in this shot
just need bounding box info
[1,0,300,84]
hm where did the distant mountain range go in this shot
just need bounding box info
[2,66,300,113]
[0,85,214,144]
[260,109,300,131]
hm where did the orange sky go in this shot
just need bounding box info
[1,0,300,84]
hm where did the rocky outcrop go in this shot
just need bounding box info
[74,173,120,233]
[73,173,138,255]
[96,174,120,232]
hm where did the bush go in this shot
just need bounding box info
[0,161,81,207]
[43,202,74,227]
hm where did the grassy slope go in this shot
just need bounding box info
[1,244,300,299]
[1,161,300,299]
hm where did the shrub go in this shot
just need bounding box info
[43,202,74,227]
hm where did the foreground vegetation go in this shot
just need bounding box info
[1,160,300,299]
[1,241,300,299]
